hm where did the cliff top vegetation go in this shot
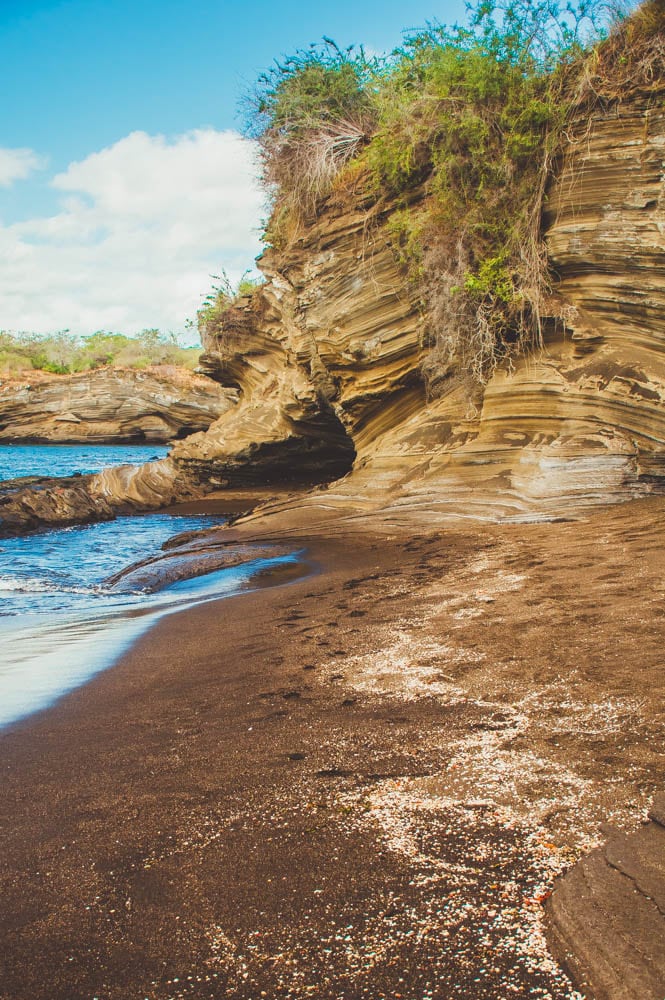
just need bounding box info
[195,271,264,349]
[245,0,663,389]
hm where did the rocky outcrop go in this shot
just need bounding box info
[0,474,116,534]
[4,68,665,535]
[0,367,236,443]
[171,80,665,525]
[0,458,198,536]
[546,794,665,1000]
[172,196,422,488]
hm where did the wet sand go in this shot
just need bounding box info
[1,499,664,999]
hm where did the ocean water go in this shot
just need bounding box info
[0,445,298,729]
[0,550,299,730]
[0,443,169,482]
[0,512,225,617]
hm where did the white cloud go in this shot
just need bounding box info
[0,147,46,187]
[0,129,266,336]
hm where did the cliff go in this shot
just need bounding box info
[3,65,665,535]
[0,367,236,444]
[172,74,665,525]
[173,193,423,490]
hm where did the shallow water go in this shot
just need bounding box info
[0,512,225,616]
[0,443,300,730]
[0,552,301,730]
[0,443,168,482]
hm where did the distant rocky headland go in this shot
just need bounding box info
[0,366,235,444]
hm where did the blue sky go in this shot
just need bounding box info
[0,0,466,336]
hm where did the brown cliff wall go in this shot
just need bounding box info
[178,78,665,526]
[3,74,665,534]
[172,193,424,489]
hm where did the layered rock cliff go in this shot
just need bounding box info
[0,367,235,444]
[173,194,423,490]
[171,74,665,525]
[3,65,665,535]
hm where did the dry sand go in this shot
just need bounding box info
[1,497,664,999]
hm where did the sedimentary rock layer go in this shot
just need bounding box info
[171,81,665,522]
[0,458,197,536]
[0,368,236,443]
[172,196,423,488]
[4,74,665,536]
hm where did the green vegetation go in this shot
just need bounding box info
[0,329,200,376]
[246,0,643,388]
[363,0,625,387]
[195,271,263,347]
[247,38,379,221]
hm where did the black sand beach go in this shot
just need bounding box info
[1,501,664,999]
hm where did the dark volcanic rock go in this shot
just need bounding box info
[546,795,665,1000]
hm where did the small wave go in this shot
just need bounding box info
[0,576,102,596]
[0,511,225,615]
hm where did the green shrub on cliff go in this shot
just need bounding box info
[364,0,621,386]
[246,38,380,217]
[247,0,626,387]
[195,271,263,349]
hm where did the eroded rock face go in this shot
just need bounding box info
[0,474,116,535]
[4,79,665,535]
[0,458,198,536]
[183,83,665,524]
[0,368,236,443]
[172,196,422,488]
